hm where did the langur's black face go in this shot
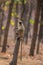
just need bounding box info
[19,22,22,25]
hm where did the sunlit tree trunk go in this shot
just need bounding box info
[0,4,4,46]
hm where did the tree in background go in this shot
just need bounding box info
[0,3,5,46]
[29,0,40,56]
[36,0,43,54]
[1,0,14,52]
[24,0,32,44]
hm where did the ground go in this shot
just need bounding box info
[0,38,43,65]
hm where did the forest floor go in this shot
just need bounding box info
[0,38,43,65]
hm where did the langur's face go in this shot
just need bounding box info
[19,22,22,25]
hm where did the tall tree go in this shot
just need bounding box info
[10,1,25,65]
[36,0,43,54]
[14,2,18,40]
[0,4,4,46]
[1,0,14,52]
[20,0,30,44]
[29,0,40,56]
[10,37,20,65]
[24,0,32,44]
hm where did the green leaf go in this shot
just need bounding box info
[29,19,35,25]
[24,0,27,4]
[5,1,11,5]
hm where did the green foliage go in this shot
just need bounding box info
[10,20,15,26]
[14,0,27,4]
[24,0,27,4]
[29,19,35,25]
[5,1,11,6]
[2,26,5,30]
[14,0,21,2]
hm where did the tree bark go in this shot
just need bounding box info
[36,1,43,54]
[1,0,14,52]
[0,4,4,46]
[10,37,20,65]
[29,0,40,56]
